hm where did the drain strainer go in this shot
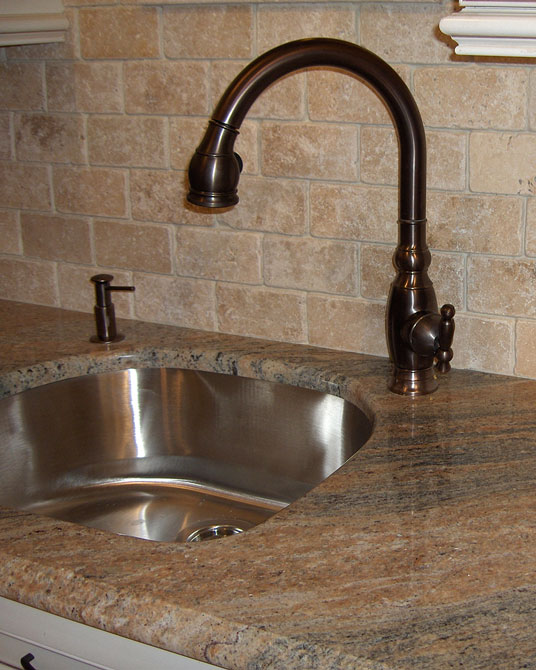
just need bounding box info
[186,524,245,543]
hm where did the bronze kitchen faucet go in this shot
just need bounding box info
[188,38,455,395]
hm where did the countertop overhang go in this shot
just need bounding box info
[1,300,536,669]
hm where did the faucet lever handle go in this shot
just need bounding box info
[435,304,455,374]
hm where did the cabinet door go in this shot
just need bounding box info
[0,598,219,670]
[0,630,105,669]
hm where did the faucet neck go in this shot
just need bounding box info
[209,38,426,222]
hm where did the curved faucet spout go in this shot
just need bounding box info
[188,38,425,221]
[187,38,455,396]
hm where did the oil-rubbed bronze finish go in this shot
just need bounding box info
[90,274,135,343]
[187,38,455,396]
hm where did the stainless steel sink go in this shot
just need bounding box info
[0,368,372,542]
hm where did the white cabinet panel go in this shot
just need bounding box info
[0,0,68,46]
[440,0,536,57]
[0,630,105,669]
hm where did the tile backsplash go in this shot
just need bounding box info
[1,0,536,379]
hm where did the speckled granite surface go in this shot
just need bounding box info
[1,299,536,669]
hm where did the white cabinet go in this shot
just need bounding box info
[440,0,536,57]
[0,597,219,670]
[0,0,68,46]
[0,630,102,669]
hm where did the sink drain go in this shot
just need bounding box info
[186,524,245,543]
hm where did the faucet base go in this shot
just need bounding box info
[389,367,438,396]
[90,334,126,344]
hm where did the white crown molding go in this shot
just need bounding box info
[0,0,67,46]
[440,1,536,57]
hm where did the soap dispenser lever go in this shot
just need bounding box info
[90,274,135,343]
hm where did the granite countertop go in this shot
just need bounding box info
[1,299,536,669]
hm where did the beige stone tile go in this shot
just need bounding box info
[220,175,307,235]
[530,70,536,131]
[79,7,159,59]
[307,66,410,124]
[263,235,358,295]
[252,72,306,121]
[430,253,465,311]
[130,169,217,226]
[45,65,75,112]
[170,118,258,175]
[124,61,210,115]
[229,120,260,176]
[310,183,397,243]
[88,116,166,168]
[526,199,536,256]
[211,61,305,120]
[414,67,527,130]
[176,227,262,283]
[454,314,514,375]
[169,117,209,172]
[57,265,133,316]
[261,121,358,181]
[0,257,57,306]
[133,273,216,330]
[4,41,74,64]
[0,115,11,160]
[131,169,181,224]
[216,283,306,343]
[428,192,522,255]
[397,258,455,315]
[361,4,453,64]
[309,70,378,127]
[163,6,253,59]
[0,209,21,255]
[94,220,172,274]
[515,320,536,377]
[361,127,467,191]
[307,294,387,357]
[469,132,536,195]
[47,62,122,113]
[468,256,536,318]
[21,213,91,264]
[360,126,396,186]
[360,244,393,301]
[0,162,51,210]
[54,166,127,217]
[257,6,357,53]
[0,63,44,111]
[427,131,467,192]
[360,244,464,309]
[14,113,85,164]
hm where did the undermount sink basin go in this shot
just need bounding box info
[0,368,372,542]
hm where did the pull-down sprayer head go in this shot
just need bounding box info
[187,121,243,208]
[187,37,425,220]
